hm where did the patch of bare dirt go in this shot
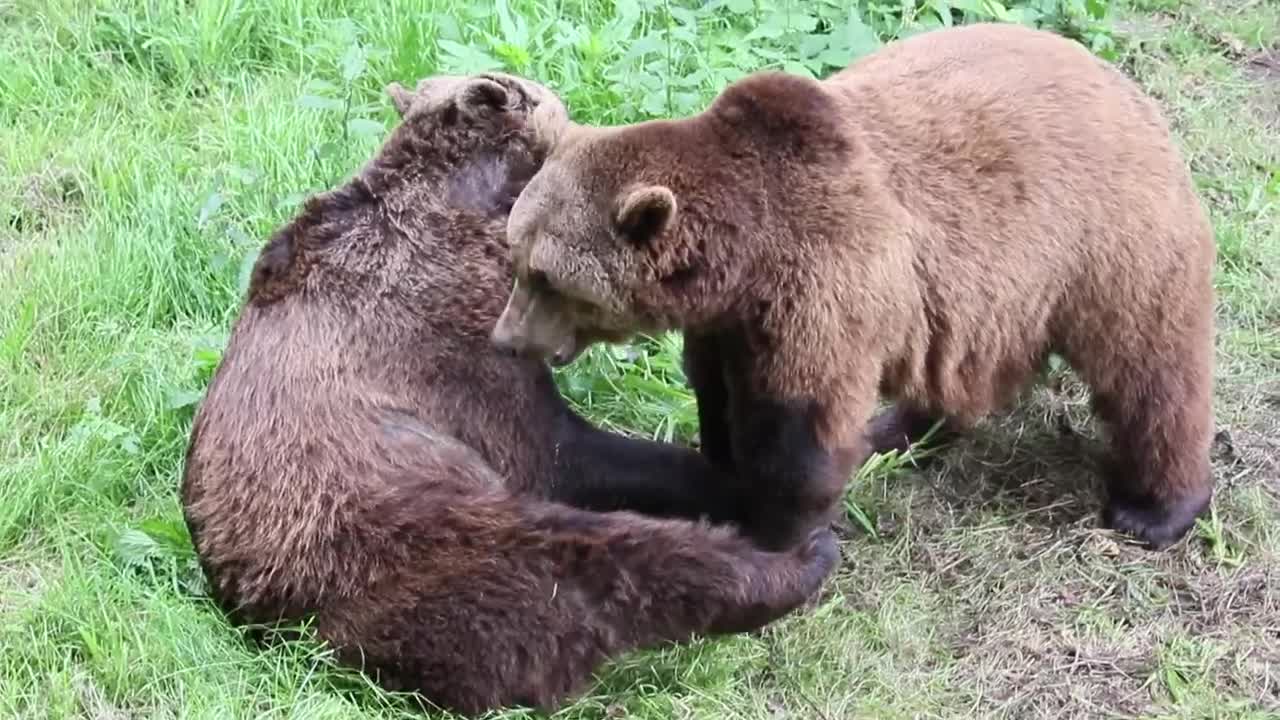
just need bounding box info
[2,166,85,246]
[72,670,132,720]
[0,554,54,617]
[894,370,1107,532]
[1248,48,1280,81]
[1242,48,1280,129]
[1112,14,1176,52]
[1215,378,1280,497]
[837,366,1280,717]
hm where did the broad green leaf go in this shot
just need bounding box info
[165,389,204,411]
[116,528,161,566]
[669,6,699,29]
[237,247,258,296]
[339,42,368,83]
[437,39,504,73]
[783,60,815,78]
[744,24,786,41]
[843,9,883,57]
[495,0,529,48]
[616,32,666,64]
[276,191,310,211]
[316,141,342,160]
[347,118,385,138]
[196,191,223,229]
[303,78,338,95]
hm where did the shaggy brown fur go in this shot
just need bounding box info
[490,23,1217,552]
[180,72,838,717]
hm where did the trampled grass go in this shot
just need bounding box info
[1,0,1277,718]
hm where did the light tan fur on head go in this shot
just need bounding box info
[491,63,858,369]
[386,81,416,116]
[489,132,669,365]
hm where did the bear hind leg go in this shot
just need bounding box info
[1083,347,1214,550]
[866,402,958,457]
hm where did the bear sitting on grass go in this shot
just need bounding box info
[181,72,838,717]
[490,22,1217,553]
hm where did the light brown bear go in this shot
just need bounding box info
[489,22,1217,552]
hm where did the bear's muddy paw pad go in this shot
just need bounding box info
[1102,491,1211,550]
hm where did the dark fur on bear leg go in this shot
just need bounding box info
[730,392,864,553]
[683,331,735,471]
[1086,351,1214,550]
[321,495,841,716]
[1057,260,1216,551]
[1096,402,1214,550]
[547,409,742,526]
[865,403,957,456]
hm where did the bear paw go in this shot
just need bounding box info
[1102,488,1212,550]
[796,525,841,593]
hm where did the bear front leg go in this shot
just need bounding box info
[683,331,735,471]
[548,410,742,526]
[728,391,870,553]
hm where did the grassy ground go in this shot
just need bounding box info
[2,0,1278,718]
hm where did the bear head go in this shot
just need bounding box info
[385,71,568,149]
[490,70,848,366]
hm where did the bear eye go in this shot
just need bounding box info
[527,269,551,293]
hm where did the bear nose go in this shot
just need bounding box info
[490,326,522,354]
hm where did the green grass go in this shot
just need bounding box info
[2,0,1278,717]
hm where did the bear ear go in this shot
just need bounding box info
[454,77,511,122]
[386,82,416,117]
[530,97,570,153]
[615,185,677,246]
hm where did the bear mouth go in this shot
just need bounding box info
[548,339,585,367]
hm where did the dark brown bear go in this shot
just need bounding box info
[180,72,839,717]
[489,22,1217,552]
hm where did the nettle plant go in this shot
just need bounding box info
[428,0,1114,120]
[295,21,392,187]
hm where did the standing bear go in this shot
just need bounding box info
[181,72,838,717]
[490,22,1217,552]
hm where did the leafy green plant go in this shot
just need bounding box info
[164,333,227,414]
[844,418,948,539]
[1193,503,1246,569]
[295,25,391,187]
[67,397,142,458]
[1015,0,1116,58]
[114,516,206,597]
